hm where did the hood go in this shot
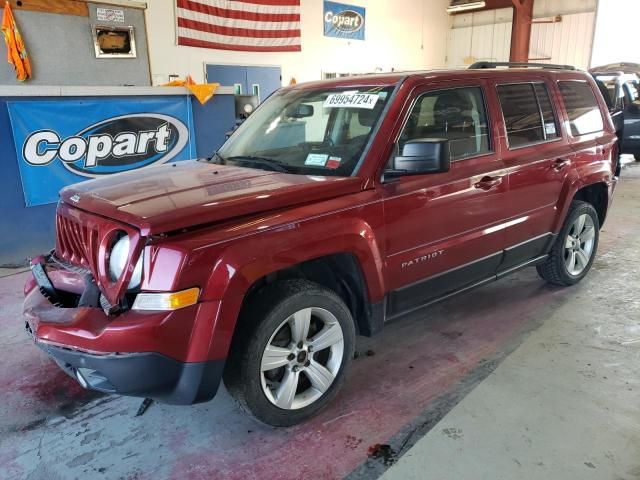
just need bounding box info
[59,161,364,235]
[590,62,640,76]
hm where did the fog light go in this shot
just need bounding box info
[76,368,89,389]
[132,288,200,311]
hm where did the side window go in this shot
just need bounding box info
[558,81,604,136]
[399,87,490,161]
[497,83,557,148]
[624,81,639,103]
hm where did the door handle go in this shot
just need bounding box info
[474,176,503,191]
[552,158,571,171]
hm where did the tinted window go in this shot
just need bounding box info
[534,84,559,140]
[558,81,604,136]
[497,83,544,147]
[399,87,490,160]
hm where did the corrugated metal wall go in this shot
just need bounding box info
[446,9,512,69]
[446,0,596,70]
[529,12,595,68]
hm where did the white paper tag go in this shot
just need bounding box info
[304,153,329,166]
[97,7,125,22]
[324,93,379,109]
[545,123,556,135]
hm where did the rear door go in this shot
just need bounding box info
[620,79,640,156]
[495,79,575,270]
[380,80,509,317]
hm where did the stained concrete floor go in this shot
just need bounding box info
[0,163,638,480]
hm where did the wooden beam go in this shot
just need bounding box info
[509,0,533,62]
[7,0,88,17]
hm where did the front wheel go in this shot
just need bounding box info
[224,280,355,426]
[537,200,600,286]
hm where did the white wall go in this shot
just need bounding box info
[529,11,595,68]
[145,0,450,86]
[446,8,513,68]
[591,0,640,67]
[446,0,597,69]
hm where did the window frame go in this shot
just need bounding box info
[394,85,494,164]
[496,81,563,151]
[557,79,605,137]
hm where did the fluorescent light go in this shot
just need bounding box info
[446,1,486,14]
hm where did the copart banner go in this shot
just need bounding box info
[8,97,196,206]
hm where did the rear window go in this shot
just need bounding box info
[497,83,559,148]
[558,81,604,136]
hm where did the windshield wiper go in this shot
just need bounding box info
[206,151,226,164]
[226,155,291,173]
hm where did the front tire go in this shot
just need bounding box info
[224,279,355,427]
[537,200,599,286]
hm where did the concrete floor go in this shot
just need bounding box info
[0,163,638,480]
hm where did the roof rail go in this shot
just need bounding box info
[468,61,576,71]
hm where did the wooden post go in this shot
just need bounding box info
[509,0,534,62]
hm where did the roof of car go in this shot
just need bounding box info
[291,67,589,91]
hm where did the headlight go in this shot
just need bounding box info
[108,234,143,289]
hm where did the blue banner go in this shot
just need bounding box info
[8,97,196,206]
[323,1,365,40]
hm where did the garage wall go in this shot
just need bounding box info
[446,8,513,69]
[528,11,595,68]
[0,3,151,86]
[591,0,640,67]
[145,0,450,86]
[446,0,596,69]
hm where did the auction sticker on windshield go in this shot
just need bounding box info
[305,153,329,166]
[324,92,379,109]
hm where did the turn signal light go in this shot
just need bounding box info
[132,288,200,311]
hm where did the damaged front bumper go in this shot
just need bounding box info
[23,256,225,405]
[35,340,224,405]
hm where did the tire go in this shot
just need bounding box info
[635,154,640,162]
[223,279,356,427]
[536,200,600,286]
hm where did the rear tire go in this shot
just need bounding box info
[536,201,599,286]
[223,279,355,427]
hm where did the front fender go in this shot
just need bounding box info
[177,196,386,361]
[200,214,386,304]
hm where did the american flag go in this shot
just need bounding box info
[176,0,302,52]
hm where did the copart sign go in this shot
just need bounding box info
[8,98,196,206]
[323,1,365,41]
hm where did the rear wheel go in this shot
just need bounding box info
[537,201,599,286]
[224,279,355,426]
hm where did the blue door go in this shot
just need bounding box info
[245,66,282,102]
[205,64,282,102]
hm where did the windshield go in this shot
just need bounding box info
[216,86,394,176]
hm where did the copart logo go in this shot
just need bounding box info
[324,9,364,33]
[22,113,188,178]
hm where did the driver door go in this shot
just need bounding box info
[380,81,509,317]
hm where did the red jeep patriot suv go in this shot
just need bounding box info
[24,63,618,426]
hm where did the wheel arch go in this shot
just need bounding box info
[572,181,609,227]
[238,252,383,338]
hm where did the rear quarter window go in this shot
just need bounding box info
[496,82,559,148]
[558,81,604,136]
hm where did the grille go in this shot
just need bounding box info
[55,213,99,268]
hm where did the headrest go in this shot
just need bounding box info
[433,91,472,123]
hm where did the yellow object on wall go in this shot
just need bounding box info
[2,1,31,81]
[164,75,219,105]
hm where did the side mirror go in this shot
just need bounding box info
[286,104,314,118]
[388,139,450,177]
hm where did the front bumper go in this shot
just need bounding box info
[23,260,229,405]
[36,341,224,405]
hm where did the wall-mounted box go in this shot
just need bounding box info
[92,25,137,58]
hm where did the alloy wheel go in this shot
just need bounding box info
[564,213,596,276]
[260,307,344,410]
